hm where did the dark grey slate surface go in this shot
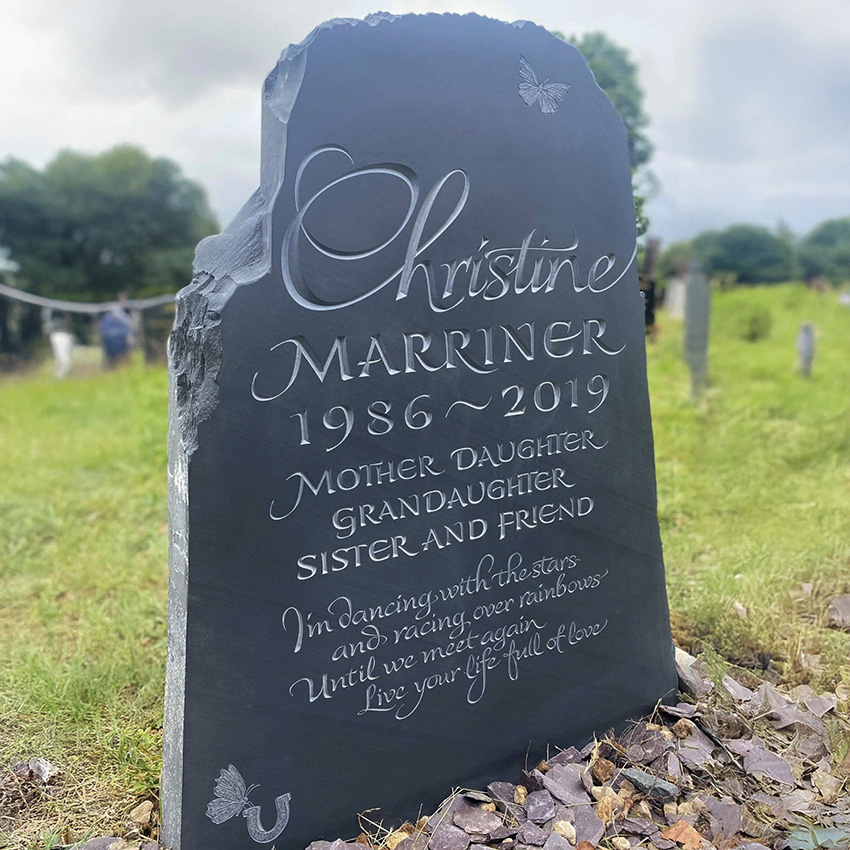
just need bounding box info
[164,13,676,850]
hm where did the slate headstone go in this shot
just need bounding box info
[163,14,676,850]
[684,261,711,397]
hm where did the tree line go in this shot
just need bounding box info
[0,145,218,302]
[658,219,850,287]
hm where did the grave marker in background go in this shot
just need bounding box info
[684,261,711,396]
[796,323,815,377]
[164,14,677,850]
[665,273,687,321]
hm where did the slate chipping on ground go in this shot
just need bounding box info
[8,649,850,850]
[307,650,849,850]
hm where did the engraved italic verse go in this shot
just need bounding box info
[249,144,631,722]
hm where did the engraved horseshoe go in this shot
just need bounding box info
[244,792,291,843]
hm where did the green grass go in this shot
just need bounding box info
[649,284,850,683]
[1,284,849,847]
[0,359,168,847]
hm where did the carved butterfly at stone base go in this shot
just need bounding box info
[206,764,258,823]
[518,55,569,114]
[207,764,293,844]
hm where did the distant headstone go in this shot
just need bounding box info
[796,323,815,377]
[684,262,710,396]
[163,14,676,850]
[665,275,687,321]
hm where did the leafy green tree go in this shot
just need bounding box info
[0,145,218,301]
[692,224,794,284]
[553,31,655,234]
[774,220,800,280]
[799,217,850,283]
[567,32,653,170]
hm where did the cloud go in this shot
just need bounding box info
[642,1,850,240]
[1,0,849,241]
[668,14,850,163]
[15,0,314,104]
[14,0,519,105]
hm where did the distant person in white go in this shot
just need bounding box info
[42,308,74,379]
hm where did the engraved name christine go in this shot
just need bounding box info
[280,145,636,315]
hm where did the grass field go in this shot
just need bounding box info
[0,361,168,847]
[1,283,849,848]
[650,285,850,683]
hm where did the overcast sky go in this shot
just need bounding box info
[2,0,849,244]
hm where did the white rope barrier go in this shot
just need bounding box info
[0,281,176,314]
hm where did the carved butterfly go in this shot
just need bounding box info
[518,55,569,114]
[206,764,258,824]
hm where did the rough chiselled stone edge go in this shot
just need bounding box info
[162,15,395,848]
[167,13,404,461]
[161,371,190,849]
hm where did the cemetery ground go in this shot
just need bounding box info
[1,283,848,849]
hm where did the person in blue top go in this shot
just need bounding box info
[98,295,134,368]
